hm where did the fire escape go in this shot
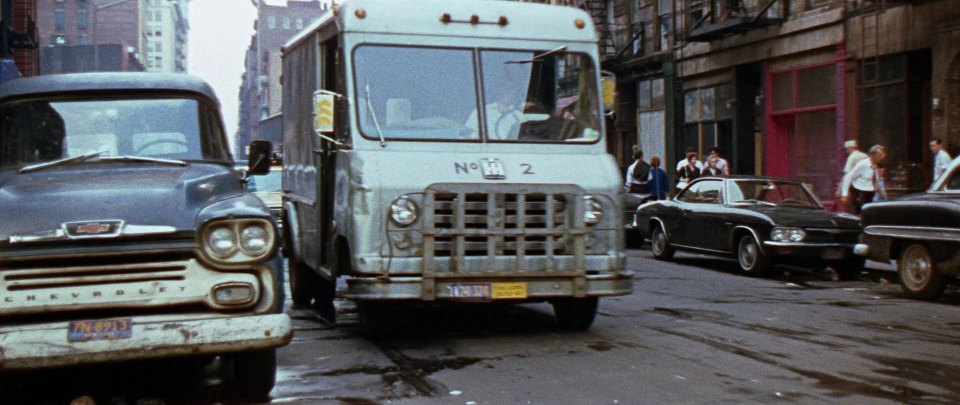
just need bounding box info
[685,0,785,42]
[580,0,616,60]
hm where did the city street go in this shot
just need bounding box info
[268,247,960,404]
[3,246,958,404]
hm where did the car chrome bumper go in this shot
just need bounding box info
[345,272,634,301]
[0,313,292,370]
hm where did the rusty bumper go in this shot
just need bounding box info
[0,313,292,370]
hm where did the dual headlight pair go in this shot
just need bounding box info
[388,195,604,227]
[202,218,276,263]
[770,227,806,242]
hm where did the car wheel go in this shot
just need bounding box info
[650,224,675,261]
[833,258,865,281]
[288,258,317,308]
[898,243,947,301]
[230,349,277,400]
[552,297,599,331]
[737,234,772,276]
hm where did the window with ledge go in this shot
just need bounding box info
[54,9,65,31]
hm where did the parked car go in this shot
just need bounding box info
[634,176,864,278]
[0,73,291,399]
[856,156,960,300]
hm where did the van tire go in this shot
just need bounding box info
[289,259,316,308]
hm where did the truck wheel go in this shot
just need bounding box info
[230,349,277,400]
[288,259,317,308]
[314,276,336,324]
[898,243,947,301]
[737,234,771,276]
[552,297,598,330]
[833,258,865,281]
[650,224,674,261]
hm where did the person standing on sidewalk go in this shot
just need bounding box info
[841,144,887,214]
[930,138,951,181]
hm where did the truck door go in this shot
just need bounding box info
[316,38,341,271]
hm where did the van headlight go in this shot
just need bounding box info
[389,195,419,227]
[583,195,603,226]
[771,227,805,242]
[202,218,276,263]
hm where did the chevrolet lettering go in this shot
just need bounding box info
[0,73,292,399]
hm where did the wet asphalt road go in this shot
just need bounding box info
[269,248,960,404]
[3,247,958,404]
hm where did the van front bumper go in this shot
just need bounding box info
[345,271,634,301]
[0,313,292,370]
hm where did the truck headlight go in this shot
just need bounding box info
[389,195,418,227]
[208,227,238,257]
[771,227,805,242]
[240,225,270,255]
[202,218,276,263]
[583,195,603,226]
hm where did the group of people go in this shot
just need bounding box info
[625,146,731,200]
[837,138,952,214]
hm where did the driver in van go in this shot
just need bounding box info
[464,92,522,140]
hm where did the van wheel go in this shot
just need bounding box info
[314,275,336,324]
[552,297,598,330]
[737,234,772,276]
[650,224,674,261]
[899,243,947,301]
[230,349,277,400]
[288,259,317,308]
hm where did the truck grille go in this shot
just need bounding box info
[3,260,187,292]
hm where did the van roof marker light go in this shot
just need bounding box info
[355,8,366,19]
[575,18,586,29]
[439,13,509,27]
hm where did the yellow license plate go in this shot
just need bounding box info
[491,282,527,299]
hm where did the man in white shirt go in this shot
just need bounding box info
[836,140,868,201]
[708,146,730,176]
[930,138,951,181]
[841,144,887,214]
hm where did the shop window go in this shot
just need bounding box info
[798,66,836,108]
[683,84,733,157]
[772,72,792,111]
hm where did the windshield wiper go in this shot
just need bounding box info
[18,150,105,174]
[505,46,567,64]
[734,199,777,207]
[99,155,188,166]
[364,82,386,148]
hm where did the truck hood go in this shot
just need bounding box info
[0,163,244,240]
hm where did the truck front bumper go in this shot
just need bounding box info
[0,313,292,370]
[345,271,634,301]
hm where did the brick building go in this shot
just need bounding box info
[0,0,39,80]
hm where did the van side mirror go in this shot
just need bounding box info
[247,140,273,175]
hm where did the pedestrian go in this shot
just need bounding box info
[930,138,951,181]
[707,146,730,176]
[701,157,724,177]
[675,147,703,175]
[835,140,868,202]
[841,144,888,214]
[624,146,651,194]
[648,156,670,200]
[676,154,701,192]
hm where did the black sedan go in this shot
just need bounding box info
[634,176,863,279]
[856,156,960,300]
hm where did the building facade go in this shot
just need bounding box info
[141,0,188,73]
[236,0,326,158]
[595,0,960,209]
[1,0,39,81]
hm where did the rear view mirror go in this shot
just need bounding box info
[247,140,273,175]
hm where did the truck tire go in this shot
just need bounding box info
[230,349,277,400]
[898,243,948,301]
[357,301,394,339]
[552,297,598,330]
[288,258,317,308]
[314,275,336,323]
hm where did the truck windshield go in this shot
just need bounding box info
[0,97,231,169]
[353,45,601,143]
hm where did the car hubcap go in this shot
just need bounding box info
[653,229,665,254]
[902,246,932,289]
[740,239,756,269]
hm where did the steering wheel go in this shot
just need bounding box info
[493,110,520,139]
[134,139,189,155]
